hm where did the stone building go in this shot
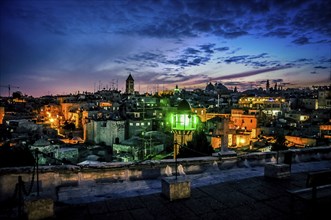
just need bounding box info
[318,88,331,109]
[84,118,125,146]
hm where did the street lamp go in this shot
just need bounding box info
[169,99,199,178]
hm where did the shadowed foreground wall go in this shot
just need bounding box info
[0,147,330,203]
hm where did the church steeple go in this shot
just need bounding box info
[126,73,134,94]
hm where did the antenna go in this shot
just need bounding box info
[0,84,20,97]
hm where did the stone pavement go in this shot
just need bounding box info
[53,160,331,220]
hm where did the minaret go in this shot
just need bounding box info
[125,74,134,94]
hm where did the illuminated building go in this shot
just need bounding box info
[238,96,288,117]
[0,107,4,124]
[320,120,331,140]
[230,109,258,135]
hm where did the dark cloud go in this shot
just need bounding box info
[1,0,330,96]
[198,44,215,54]
[184,48,201,55]
[264,28,292,38]
[314,66,328,69]
[214,29,248,39]
[295,58,313,62]
[215,47,230,52]
[213,65,292,81]
[188,65,292,86]
[271,79,284,83]
[125,46,215,69]
[224,55,249,64]
[264,13,287,30]
[223,53,271,67]
[2,0,330,43]
[132,71,199,85]
[319,58,331,63]
[291,0,331,37]
[292,36,310,45]
[226,48,241,55]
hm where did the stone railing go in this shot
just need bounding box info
[0,146,330,203]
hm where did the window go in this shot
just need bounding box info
[136,123,140,126]
[129,123,133,126]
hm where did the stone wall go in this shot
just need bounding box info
[0,146,330,203]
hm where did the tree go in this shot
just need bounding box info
[63,121,75,130]
[271,133,287,163]
[178,130,213,158]
[0,143,35,167]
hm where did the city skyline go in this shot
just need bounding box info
[1,0,330,97]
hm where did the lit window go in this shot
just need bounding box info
[136,123,140,126]
[129,123,133,126]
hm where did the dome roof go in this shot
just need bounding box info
[205,82,215,91]
[215,82,229,91]
[33,138,50,147]
[177,99,191,111]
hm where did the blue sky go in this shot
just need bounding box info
[1,0,330,97]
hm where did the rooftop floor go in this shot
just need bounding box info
[1,160,330,219]
[53,160,331,220]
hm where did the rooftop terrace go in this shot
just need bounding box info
[0,147,330,219]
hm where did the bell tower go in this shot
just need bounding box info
[126,74,134,94]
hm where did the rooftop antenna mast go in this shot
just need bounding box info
[0,84,20,97]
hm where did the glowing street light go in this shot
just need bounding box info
[169,99,199,171]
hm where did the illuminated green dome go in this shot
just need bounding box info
[177,99,191,111]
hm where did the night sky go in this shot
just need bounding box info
[1,0,330,97]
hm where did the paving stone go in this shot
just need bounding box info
[182,197,222,216]
[165,201,200,220]
[130,208,154,220]
[106,199,128,212]
[190,188,209,199]
[104,210,134,220]
[88,201,109,215]
[141,199,172,218]
[54,204,90,220]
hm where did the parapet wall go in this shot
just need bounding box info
[1,146,330,203]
